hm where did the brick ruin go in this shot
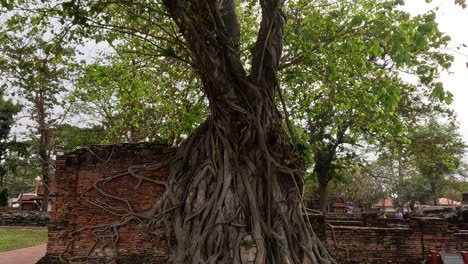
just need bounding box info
[38,143,468,263]
[313,214,468,263]
[38,143,172,264]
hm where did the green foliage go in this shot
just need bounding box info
[276,0,457,209]
[283,0,453,150]
[407,119,466,197]
[0,32,74,109]
[303,172,319,202]
[366,118,466,208]
[410,120,464,175]
[1,140,41,195]
[439,175,467,203]
[392,175,433,208]
[52,124,106,154]
[333,159,388,210]
[0,90,21,145]
[0,187,8,207]
[0,89,21,187]
[0,12,78,209]
[73,47,207,145]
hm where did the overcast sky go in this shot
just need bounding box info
[403,0,468,145]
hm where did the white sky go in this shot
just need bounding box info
[403,0,468,145]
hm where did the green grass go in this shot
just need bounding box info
[0,228,48,252]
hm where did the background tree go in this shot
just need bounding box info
[1,140,40,196]
[338,160,389,211]
[0,89,21,187]
[442,175,468,202]
[408,119,466,205]
[0,186,8,207]
[0,28,75,211]
[282,0,454,212]
[73,46,206,145]
[362,118,466,210]
[51,124,106,154]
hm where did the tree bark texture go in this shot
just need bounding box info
[317,177,329,213]
[155,0,335,263]
[314,152,333,213]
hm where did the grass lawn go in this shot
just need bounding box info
[0,228,48,252]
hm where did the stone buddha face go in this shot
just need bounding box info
[240,235,257,264]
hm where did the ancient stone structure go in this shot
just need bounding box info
[39,143,468,263]
[38,143,171,264]
[311,214,468,263]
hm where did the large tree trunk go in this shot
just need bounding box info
[310,123,346,214]
[314,153,333,213]
[151,0,335,263]
[317,175,329,213]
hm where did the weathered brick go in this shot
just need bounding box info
[40,143,171,262]
[309,214,468,263]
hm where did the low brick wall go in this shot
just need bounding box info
[310,215,468,263]
[0,209,49,226]
[39,143,171,263]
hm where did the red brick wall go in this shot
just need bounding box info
[43,143,171,262]
[313,215,468,263]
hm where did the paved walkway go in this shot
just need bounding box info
[0,244,46,264]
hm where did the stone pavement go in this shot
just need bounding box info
[0,244,46,264]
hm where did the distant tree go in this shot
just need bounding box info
[408,120,466,205]
[442,174,467,203]
[0,89,21,187]
[370,118,466,209]
[2,140,40,195]
[340,161,389,211]
[0,30,75,211]
[51,124,106,154]
[392,175,433,211]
